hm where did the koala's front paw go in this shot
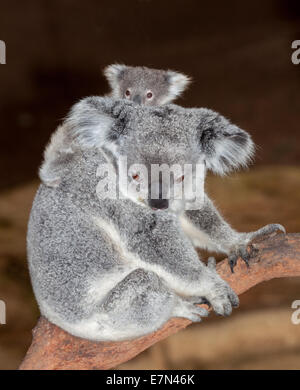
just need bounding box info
[203,257,239,316]
[228,223,285,273]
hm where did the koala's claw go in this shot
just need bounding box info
[248,223,286,241]
[228,244,255,273]
[178,298,210,322]
[203,256,239,315]
[190,304,209,319]
[228,249,250,274]
[209,289,239,317]
[228,223,286,273]
[185,295,211,307]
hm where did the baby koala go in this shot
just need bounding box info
[104,64,191,105]
[40,64,190,187]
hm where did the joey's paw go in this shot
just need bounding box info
[228,223,286,273]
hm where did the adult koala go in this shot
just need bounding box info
[28,98,284,341]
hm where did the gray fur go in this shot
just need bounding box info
[27,97,283,341]
[41,64,190,187]
[104,64,191,105]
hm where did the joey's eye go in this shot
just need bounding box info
[176,175,184,183]
[146,91,153,99]
[132,174,139,181]
[125,90,131,97]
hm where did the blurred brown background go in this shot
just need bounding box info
[0,0,300,369]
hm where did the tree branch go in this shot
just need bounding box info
[19,233,300,370]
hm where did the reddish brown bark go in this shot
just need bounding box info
[19,233,300,370]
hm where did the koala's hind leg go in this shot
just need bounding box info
[96,268,209,341]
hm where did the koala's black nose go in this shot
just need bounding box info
[149,199,169,210]
[132,94,142,104]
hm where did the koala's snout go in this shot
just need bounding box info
[132,94,142,104]
[149,198,169,210]
[148,180,169,210]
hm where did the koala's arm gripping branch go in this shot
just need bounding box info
[19,233,300,370]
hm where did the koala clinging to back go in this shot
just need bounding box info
[39,64,189,186]
[104,64,191,105]
[28,97,284,341]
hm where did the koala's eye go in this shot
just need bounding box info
[132,174,139,181]
[125,90,131,97]
[176,175,184,183]
[146,91,153,99]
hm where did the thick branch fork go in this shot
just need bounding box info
[19,233,300,370]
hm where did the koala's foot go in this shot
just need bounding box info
[173,296,209,322]
[94,268,182,340]
[228,223,286,273]
[202,257,239,316]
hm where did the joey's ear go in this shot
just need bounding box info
[103,64,127,92]
[66,96,129,150]
[164,70,191,103]
[197,109,255,175]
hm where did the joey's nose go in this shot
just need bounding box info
[149,199,169,210]
[132,94,142,104]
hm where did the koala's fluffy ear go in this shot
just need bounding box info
[197,109,255,175]
[66,96,132,150]
[103,64,127,94]
[164,70,191,103]
[39,97,129,187]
